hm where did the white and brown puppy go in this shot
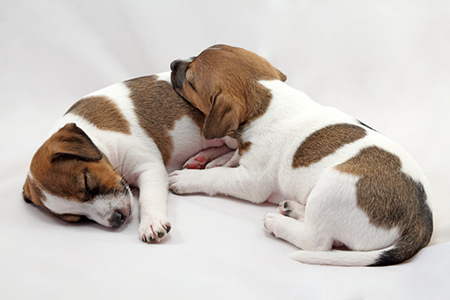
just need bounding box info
[23,72,234,242]
[168,45,433,266]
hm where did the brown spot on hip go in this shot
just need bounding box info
[126,76,204,165]
[66,96,131,134]
[292,123,366,168]
[335,146,431,231]
[335,146,433,265]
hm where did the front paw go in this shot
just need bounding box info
[139,213,171,243]
[168,169,200,195]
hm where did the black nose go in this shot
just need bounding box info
[170,59,181,71]
[110,210,127,228]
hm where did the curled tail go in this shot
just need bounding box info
[289,247,391,267]
[290,225,433,267]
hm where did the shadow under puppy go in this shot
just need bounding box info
[23,72,235,242]
[169,45,433,266]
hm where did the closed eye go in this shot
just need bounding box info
[185,67,196,92]
[83,171,90,195]
[188,80,196,92]
[82,171,100,199]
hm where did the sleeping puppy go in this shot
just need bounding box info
[23,72,234,242]
[168,45,433,266]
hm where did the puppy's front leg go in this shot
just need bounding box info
[169,166,271,204]
[138,164,171,243]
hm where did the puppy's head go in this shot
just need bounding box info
[23,123,133,228]
[171,44,286,139]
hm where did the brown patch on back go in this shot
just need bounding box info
[335,146,433,265]
[66,96,131,134]
[126,76,205,164]
[293,124,367,168]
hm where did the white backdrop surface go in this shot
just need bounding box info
[1,1,449,299]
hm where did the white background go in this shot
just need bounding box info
[1,1,449,299]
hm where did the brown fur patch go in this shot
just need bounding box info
[171,44,286,140]
[23,175,44,206]
[335,146,433,265]
[292,124,367,168]
[66,96,131,134]
[238,140,252,156]
[126,76,205,164]
[28,124,125,206]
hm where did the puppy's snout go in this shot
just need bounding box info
[170,59,182,72]
[110,210,127,228]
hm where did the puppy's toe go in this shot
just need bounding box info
[139,213,171,243]
[278,200,305,220]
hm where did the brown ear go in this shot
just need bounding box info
[60,214,82,222]
[50,123,102,162]
[23,176,34,204]
[277,69,287,82]
[203,94,242,139]
[23,175,44,206]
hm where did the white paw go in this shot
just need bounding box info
[278,200,305,220]
[139,212,171,243]
[168,169,200,195]
[263,212,285,237]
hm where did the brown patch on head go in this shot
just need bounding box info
[126,75,205,164]
[293,124,367,168]
[66,96,131,134]
[335,146,433,265]
[171,44,286,140]
[25,124,126,219]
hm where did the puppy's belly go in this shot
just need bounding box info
[165,116,205,172]
[267,191,285,204]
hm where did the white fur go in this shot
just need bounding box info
[157,71,172,83]
[43,189,133,227]
[169,79,432,265]
[37,73,234,242]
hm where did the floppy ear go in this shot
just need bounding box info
[60,214,82,223]
[23,175,44,206]
[203,94,242,139]
[50,123,102,162]
[277,69,287,82]
[23,176,34,204]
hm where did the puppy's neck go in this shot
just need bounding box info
[260,80,319,110]
[247,80,319,126]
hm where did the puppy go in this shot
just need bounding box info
[168,45,433,266]
[23,72,234,242]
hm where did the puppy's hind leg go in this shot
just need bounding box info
[263,213,333,252]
